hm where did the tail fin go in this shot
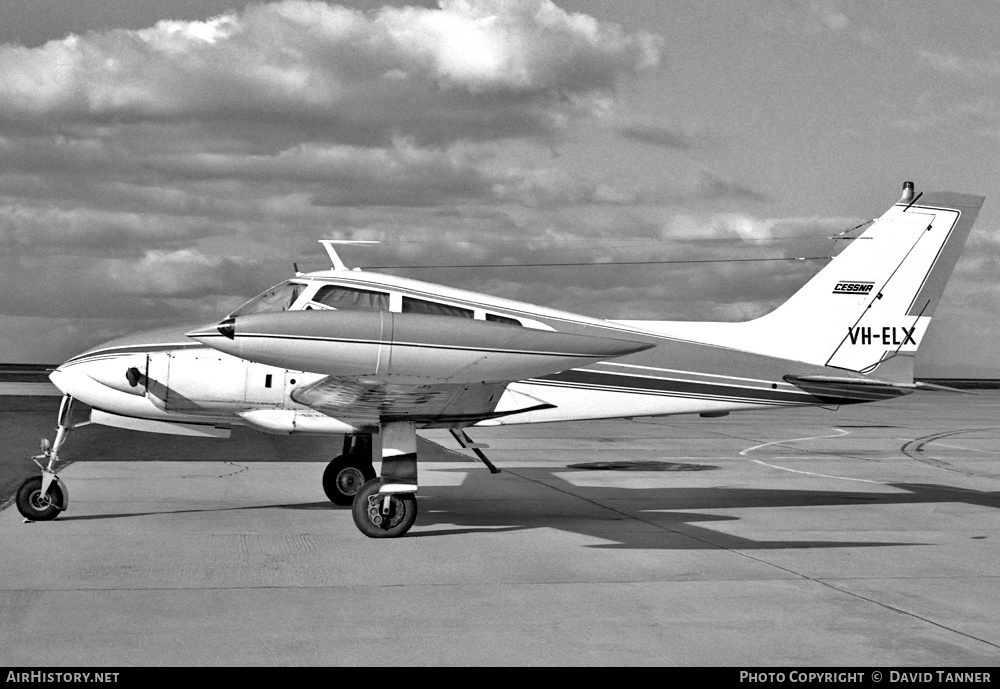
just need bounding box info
[650,183,985,381]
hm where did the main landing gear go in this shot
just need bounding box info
[336,422,501,538]
[17,395,77,522]
[319,424,420,538]
[347,420,420,539]
[322,435,377,505]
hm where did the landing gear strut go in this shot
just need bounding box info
[322,434,376,505]
[17,395,76,521]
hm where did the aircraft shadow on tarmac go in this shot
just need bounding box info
[403,437,1000,548]
[406,474,1000,550]
[53,473,1000,551]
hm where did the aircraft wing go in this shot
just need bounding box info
[287,376,555,427]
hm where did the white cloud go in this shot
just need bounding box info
[102,248,220,296]
[663,212,854,242]
[0,0,660,144]
[760,1,876,43]
[916,49,1000,80]
[894,93,1000,139]
[0,1,666,271]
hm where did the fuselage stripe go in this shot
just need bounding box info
[526,379,795,407]
[534,369,869,405]
[63,342,203,366]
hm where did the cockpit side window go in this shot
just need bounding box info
[402,297,473,318]
[228,282,305,318]
[311,285,390,311]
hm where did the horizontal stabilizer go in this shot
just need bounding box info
[913,381,970,394]
[782,374,912,402]
[784,374,914,388]
[785,374,970,394]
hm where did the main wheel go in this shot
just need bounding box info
[16,477,64,522]
[323,455,376,505]
[351,479,418,538]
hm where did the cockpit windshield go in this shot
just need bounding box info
[228,281,305,318]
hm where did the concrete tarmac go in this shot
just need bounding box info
[1,391,999,666]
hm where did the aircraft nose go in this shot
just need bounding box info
[63,354,147,397]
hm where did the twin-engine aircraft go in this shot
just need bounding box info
[17,183,985,537]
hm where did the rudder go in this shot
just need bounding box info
[817,186,984,374]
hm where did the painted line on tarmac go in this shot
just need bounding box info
[738,429,849,456]
[740,429,882,484]
[745,458,882,484]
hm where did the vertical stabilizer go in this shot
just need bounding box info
[636,184,984,381]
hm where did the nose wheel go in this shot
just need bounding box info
[16,476,65,522]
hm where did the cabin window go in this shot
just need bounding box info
[485,313,522,326]
[229,282,305,317]
[402,297,473,318]
[312,285,390,311]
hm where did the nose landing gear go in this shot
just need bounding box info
[17,395,77,522]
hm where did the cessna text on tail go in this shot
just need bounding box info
[17,183,985,538]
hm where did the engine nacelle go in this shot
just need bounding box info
[188,311,653,384]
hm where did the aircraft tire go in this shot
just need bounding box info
[351,479,417,538]
[16,477,64,522]
[323,455,376,506]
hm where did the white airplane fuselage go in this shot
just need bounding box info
[49,266,898,439]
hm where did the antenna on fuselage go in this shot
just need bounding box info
[318,240,380,272]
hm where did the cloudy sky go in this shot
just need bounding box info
[0,0,997,376]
